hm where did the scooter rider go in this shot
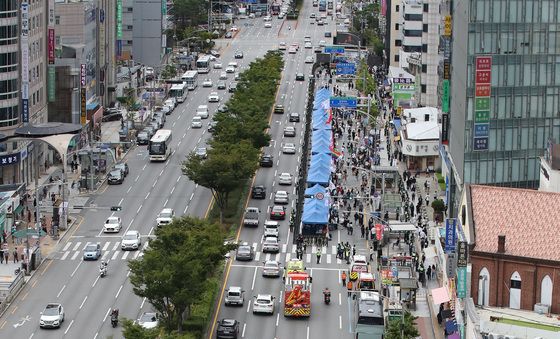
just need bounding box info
[111,308,119,327]
[100,261,108,277]
[323,287,331,304]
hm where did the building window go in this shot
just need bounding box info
[404,30,422,37]
[423,4,429,12]
[421,84,426,93]
[55,15,60,25]
[126,7,133,12]
[404,14,422,21]
[394,55,400,62]
[395,39,402,47]
[422,44,428,52]
[396,5,399,12]
[395,23,399,31]
[421,64,427,73]
[423,24,428,32]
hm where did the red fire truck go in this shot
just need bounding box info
[283,259,312,317]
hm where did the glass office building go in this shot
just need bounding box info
[447,0,560,195]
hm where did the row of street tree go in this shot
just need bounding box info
[123,50,284,338]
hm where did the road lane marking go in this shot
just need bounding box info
[64,319,74,334]
[306,326,310,339]
[135,175,140,182]
[137,205,142,214]
[127,186,132,193]
[142,164,147,171]
[339,315,342,329]
[276,313,280,326]
[184,204,189,213]
[251,266,257,290]
[145,192,150,199]
[152,180,157,188]
[103,308,111,322]
[246,300,251,314]
[71,251,80,261]
[115,285,123,299]
[63,242,71,251]
[72,242,82,251]
[92,275,100,288]
[339,292,342,305]
[242,323,247,337]
[71,261,82,277]
[79,296,88,309]
[140,297,146,309]
[57,285,66,298]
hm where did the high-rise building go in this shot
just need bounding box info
[0,0,48,185]
[386,0,403,68]
[443,0,560,215]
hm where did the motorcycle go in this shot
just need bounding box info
[99,263,108,278]
[323,290,331,305]
[111,309,119,328]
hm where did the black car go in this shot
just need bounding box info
[260,154,274,167]
[289,112,300,122]
[296,73,305,81]
[225,31,233,38]
[103,107,122,121]
[217,105,228,113]
[107,170,124,185]
[136,131,150,145]
[274,105,284,114]
[251,185,266,199]
[114,163,129,177]
[216,319,239,338]
[228,82,238,93]
[208,120,218,133]
[234,51,244,59]
[324,31,332,37]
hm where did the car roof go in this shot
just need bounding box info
[228,286,242,292]
[256,294,273,299]
[161,208,173,213]
[125,230,139,235]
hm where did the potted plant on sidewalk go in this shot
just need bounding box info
[431,199,446,223]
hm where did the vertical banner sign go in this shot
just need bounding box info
[444,16,452,36]
[444,218,457,253]
[116,0,123,59]
[21,2,30,123]
[456,267,467,298]
[441,113,449,145]
[99,9,106,67]
[80,64,87,125]
[457,241,468,267]
[47,66,56,102]
[442,79,450,113]
[375,224,383,241]
[48,29,55,64]
[473,56,492,151]
[48,0,55,26]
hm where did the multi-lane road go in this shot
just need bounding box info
[0,2,365,339]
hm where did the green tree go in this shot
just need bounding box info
[385,311,420,339]
[128,217,229,333]
[122,318,160,339]
[170,0,208,29]
[182,141,259,223]
[161,64,177,80]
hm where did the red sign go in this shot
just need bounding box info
[476,70,491,84]
[476,56,492,70]
[475,84,491,97]
[48,28,55,64]
[375,224,383,241]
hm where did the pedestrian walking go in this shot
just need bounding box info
[427,265,432,281]
[341,270,347,287]
[316,248,322,264]
[347,280,353,297]
[13,248,18,263]
[3,250,8,264]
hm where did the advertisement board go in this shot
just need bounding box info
[441,113,449,144]
[473,56,492,151]
[457,241,468,267]
[442,80,449,113]
[48,28,55,64]
[456,267,467,298]
[445,218,457,253]
[116,0,123,39]
[48,66,56,102]
[81,88,87,125]
[21,2,30,123]
[335,62,356,75]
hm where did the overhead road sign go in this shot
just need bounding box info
[324,46,345,54]
[330,96,357,108]
[336,62,356,75]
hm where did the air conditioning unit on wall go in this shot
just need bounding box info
[534,303,550,314]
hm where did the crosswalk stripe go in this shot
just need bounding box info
[111,251,119,261]
[337,258,342,264]
[265,253,271,261]
[282,244,287,253]
[326,254,331,264]
[255,252,261,261]
[311,245,317,253]
[133,251,140,259]
[275,253,280,261]
[322,246,327,254]
[331,246,337,255]
[71,251,80,260]
[102,252,110,260]
[102,242,110,251]
[112,242,120,251]
[306,253,311,263]
[252,242,258,251]
[122,251,130,260]
[61,251,70,260]
[63,243,71,251]
[72,242,82,251]
[292,244,297,253]
[285,253,291,261]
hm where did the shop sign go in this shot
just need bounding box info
[48,66,56,102]
[0,153,20,167]
[444,16,452,36]
[473,137,489,151]
[457,241,468,267]
[474,123,489,137]
[81,88,87,125]
[456,266,467,298]
[441,113,449,144]
[442,80,449,113]
[116,0,123,39]
[445,218,456,252]
[446,253,456,278]
[474,110,490,123]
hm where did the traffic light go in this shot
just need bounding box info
[110,206,122,211]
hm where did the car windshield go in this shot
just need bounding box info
[43,306,59,316]
[124,234,137,240]
[229,291,241,296]
[238,246,250,253]
[265,262,277,268]
[85,245,97,251]
[140,313,156,322]
[257,298,270,304]
[159,212,172,218]
[110,170,121,177]
[107,219,118,224]
[138,132,148,138]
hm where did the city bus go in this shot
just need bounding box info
[319,0,326,11]
[196,55,211,74]
[148,129,173,161]
[168,83,187,103]
[181,70,198,90]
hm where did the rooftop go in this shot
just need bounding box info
[470,185,560,262]
[478,306,560,338]
[404,121,440,140]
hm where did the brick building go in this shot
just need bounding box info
[459,185,560,314]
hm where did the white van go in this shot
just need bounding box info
[196,105,209,119]
[264,220,279,238]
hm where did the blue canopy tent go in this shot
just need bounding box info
[310,153,332,167]
[306,163,331,186]
[312,128,332,142]
[311,139,331,155]
[313,91,331,110]
[312,117,332,130]
[312,108,328,120]
[301,198,330,235]
[305,184,326,197]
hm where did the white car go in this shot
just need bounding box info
[319,40,326,47]
[263,16,272,21]
[304,42,312,49]
[191,116,203,128]
[39,303,65,328]
[305,56,314,64]
[208,92,220,102]
[156,208,174,227]
[228,61,238,68]
[234,73,240,81]
[283,126,296,137]
[253,294,275,314]
[138,312,158,329]
[213,62,223,69]
[103,216,122,233]
[121,230,141,250]
[264,220,280,238]
[282,143,296,154]
[278,173,292,185]
[230,25,239,32]
[196,105,209,119]
[262,260,281,277]
[225,66,235,73]
[202,78,213,87]
[288,46,297,54]
[220,72,228,80]
[262,236,280,253]
[279,42,287,50]
[264,22,272,28]
[274,190,289,204]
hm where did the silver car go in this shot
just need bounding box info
[282,143,296,154]
[278,173,292,185]
[224,286,245,306]
[262,260,281,277]
[253,294,275,314]
[274,191,289,204]
[264,220,279,238]
[262,236,280,253]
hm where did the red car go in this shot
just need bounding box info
[270,205,286,220]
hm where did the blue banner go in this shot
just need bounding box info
[474,123,489,137]
[324,46,345,54]
[0,152,20,167]
[330,96,357,108]
[336,62,356,75]
[473,137,489,151]
[444,218,456,252]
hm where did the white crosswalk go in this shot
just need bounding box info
[57,241,148,261]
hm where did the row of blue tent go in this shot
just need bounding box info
[302,88,333,231]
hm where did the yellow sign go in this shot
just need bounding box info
[397,107,403,116]
[444,16,452,36]
[80,88,87,125]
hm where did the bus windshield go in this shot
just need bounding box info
[196,56,211,73]
[149,142,166,155]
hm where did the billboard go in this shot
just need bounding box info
[335,62,356,75]
[473,56,492,151]
[21,2,30,123]
[48,28,55,64]
[334,32,360,46]
[330,96,357,108]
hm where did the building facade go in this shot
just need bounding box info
[387,0,403,68]
[132,0,165,66]
[447,0,560,198]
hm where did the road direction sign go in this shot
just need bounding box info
[324,46,345,54]
[336,62,356,75]
[330,96,357,108]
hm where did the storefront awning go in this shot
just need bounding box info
[431,286,450,304]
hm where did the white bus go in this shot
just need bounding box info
[181,70,198,91]
[168,83,187,103]
[148,129,173,161]
[196,55,212,74]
